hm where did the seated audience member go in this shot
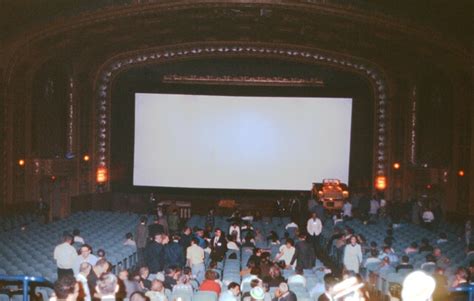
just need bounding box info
[118,269,140,300]
[74,244,99,275]
[76,262,92,301]
[451,267,469,288]
[450,267,470,301]
[249,286,265,301]
[241,259,257,277]
[138,266,152,290]
[227,234,240,251]
[396,256,414,273]
[242,279,262,301]
[420,254,437,274]
[378,246,398,264]
[419,238,434,253]
[73,229,85,244]
[272,282,296,301]
[263,265,285,287]
[88,259,111,297]
[275,239,295,269]
[172,274,193,295]
[199,270,221,296]
[254,229,266,247]
[433,247,450,269]
[208,260,222,279]
[285,220,298,239]
[242,232,256,248]
[182,267,199,291]
[53,275,79,301]
[96,273,119,300]
[379,257,395,275]
[219,282,240,301]
[318,273,337,301]
[405,242,418,254]
[145,280,167,301]
[432,267,448,301]
[287,268,306,287]
[332,212,343,225]
[436,232,448,244]
[124,232,137,248]
[163,266,178,290]
[248,249,263,267]
[364,249,381,267]
[259,253,272,278]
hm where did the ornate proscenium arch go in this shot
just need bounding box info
[93,43,389,190]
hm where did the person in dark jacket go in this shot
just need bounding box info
[290,233,315,270]
[135,216,149,267]
[180,227,193,250]
[210,228,227,262]
[164,235,185,268]
[145,234,165,273]
[148,217,165,239]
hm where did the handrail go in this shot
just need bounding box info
[449,285,474,300]
[0,274,53,301]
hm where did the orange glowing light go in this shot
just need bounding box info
[97,167,108,183]
[51,175,56,181]
[375,176,387,190]
[18,159,25,166]
[458,170,465,177]
[426,184,432,189]
[393,162,400,170]
[83,155,90,162]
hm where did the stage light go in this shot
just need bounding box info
[97,167,108,184]
[83,155,90,162]
[393,162,400,170]
[375,176,387,190]
[426,184,432,189]
[18,159,25,166]
[51,175,56,181]
[458,170,465,177]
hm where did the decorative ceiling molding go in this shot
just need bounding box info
[93,43,389,190]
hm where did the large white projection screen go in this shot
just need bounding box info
[134,93,352,190]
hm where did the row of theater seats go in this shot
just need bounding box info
[0,213,39,233]
[0,211,139,282]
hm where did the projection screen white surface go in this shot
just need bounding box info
[133,93,352,190]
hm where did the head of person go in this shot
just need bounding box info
[96,273,119,297]
[118,269,129,281]
[439,232,447,240]
[455,267,468,281]
[382,256,390,265]
[253,248,262,256]
[298,233,307,240]
[191,238,198,245]
[214,228,222,238]
[410,241,418,249]
[95,259,111,275]
[154,233,163,243]
[401,255,410,264]
[165,266,177,277]
[139,216,147,225]
[269,265,282,279]
[370,249,379,258]
[250,267,262,276]
[249,279,261,289]
[350,235,358,246]
[139,266,150,279]
[177,275,189,285]
[183,227,192,235]
[285,238,295,248]
[426,254,436,263]
[54,275,79,301]
[130,292,149,301]
[80,244,93,258]
[249,286,265,301]
[227,282,240,296]
[125,232,133,240]
[433,248,442,257]
[204,270,217,281]
[311,212,317,219]
[323,273,337,293]
[161,235,169,244]
[63,233,73,244]
[150,279,164,292]
[97,249,106,258]
[72,229,80,236]
[79,262,92,276]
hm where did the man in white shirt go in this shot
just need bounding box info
[73,244,98,275]
[76,262,92,301]
[54,233,77,279]
[306,212,322,252]
[186,238,205,284]
[422,208,435,230]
